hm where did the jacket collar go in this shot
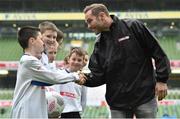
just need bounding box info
[95,15,120,43]
[109,15,119,30]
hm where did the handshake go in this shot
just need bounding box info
[75,70,88,85]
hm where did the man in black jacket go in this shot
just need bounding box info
[83,3,171,118]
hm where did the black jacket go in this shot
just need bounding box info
[84,15,171,110]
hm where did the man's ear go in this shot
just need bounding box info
[98,12,106,21]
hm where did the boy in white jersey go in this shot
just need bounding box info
[39,21,65,118]
[55,48,87,118]
[46,41,59,70]
[45,39,65,118]
[38,21,63,67]
[81,51,90,74]
[11,26,85,118]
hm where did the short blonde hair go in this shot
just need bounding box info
[39,21,58,33]
[68,47,85,59]
[83,3,109,16]
[39,21,64,43]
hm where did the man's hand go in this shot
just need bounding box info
[155,82,168,101]
[75,72,87,85]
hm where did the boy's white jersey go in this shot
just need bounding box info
[53,69,87,113]
[11,55,79,118]
[41,52,60,71]
[41,52,49,66]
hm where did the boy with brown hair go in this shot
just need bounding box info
[54,47,87,118]
[11,26,84,118]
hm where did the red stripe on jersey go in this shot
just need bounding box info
[60,92,76,98]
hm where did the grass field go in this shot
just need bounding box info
[0,90,180,118]
[0,37,180,61]
[1,104,180,118]
[0,38,95,61]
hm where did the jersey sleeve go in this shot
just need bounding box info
[24,59,79,84]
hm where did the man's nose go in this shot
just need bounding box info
[88,24,91,29]
[43,43,45,48]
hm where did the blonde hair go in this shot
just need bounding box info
[71,47,84,56]
[39,21,64,43]
[39,21,58,33]
[65,47,86,63]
